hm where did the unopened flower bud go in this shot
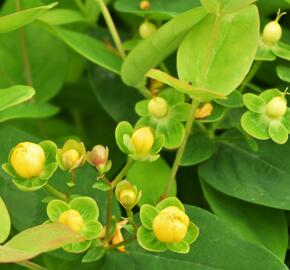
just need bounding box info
[62,149,80,171]
[139,21,157,39]
[10,142,45,179]
[153,206,189,243]
[266,96,287,119]
[195,103,213,119]
[139,0,150,10]
[131,127,154,154]
[58,209,84,233]
[88,145,109,173]
[148,97,168,118]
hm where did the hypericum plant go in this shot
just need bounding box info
[2,141,57,191]
[1,1,290,270]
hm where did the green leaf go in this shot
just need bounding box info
[177,6,259,98]
[121,7,207,87]
[156,197,185,212]
[140,204,158,229]
[276,65,290,83]
[199,134,290,210]
[127,159,176,205]
[272,42,290,61]
[114,0,200,20]
[0,197,10,244]
[0,102,59,123]
[241,112,270,140]
[0,223,82,263]
[214,90,243,108]
[0,85,35,112]
[0,2,57,33]
[256,40,276,61]
[82,246,105,263]
[52,26,122,74]
[181,133,215,166]
[201,182,288,260]
[243,93,266,113]
[268,121,288,144]
[137,226,167,252]
[39,9,86,25]
[69,197,99,222]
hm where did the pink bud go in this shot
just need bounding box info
[89,145,109,170]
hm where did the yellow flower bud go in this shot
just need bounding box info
[62,149,81,171]
[153,206,189,243]
[131,127,154,154]
[148,97,168,118]
[195,103,213,119]
[58,210,84,233]
[139,21,157,39]
[10,142,45,179]
[139,0,150,10]
[119,189,138,209]
[266,96,287,119]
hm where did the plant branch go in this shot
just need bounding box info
[163,99,200,198]
[238,61,262,93]
[45,184,69,202]
[96,0,126,59]
[17,261,47,270]
[111,158,134,188]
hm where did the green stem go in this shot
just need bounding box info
[163,99,200,198]
[238,61,262,93]
[17,261,47,270]
[96,0,126,59]
[105,158,134,241]
[45,184,69,202]
[126,209,138,231]
[137,85,151,98]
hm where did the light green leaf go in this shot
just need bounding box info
[214,90,243,108]
[52,26,122,74]
[0,2,57,33]
[0,85,35,112]
[276,66,290,83]
[127,159,176,205]
[121,7,207,87]
[39,9,86,25]
[201,182,288,260]
[177,6,259,98]
[82,246,105,263]
[0,197,10,244]
[272,42,290,61]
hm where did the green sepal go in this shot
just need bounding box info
[282,109,290,132]
[63,240,92,254]
[1,163,19,178]
[272,42,290,61]
[39,162,58,180]
[170,103,191,121]
[92,180,111,191]
[123,134,136,154]
[255,39,276,61]
[39,140,57,164]
[69,197,99,222]
[82,221,102,240]
[166,241,189,254]
[115,121,134,154]
[82,245,105,263]
[13,177,47,192]
[159,88,185,105]
[156,121,184,149]
[140,204,159,230]
[241,112,270,140]
[47,200,70,222]
[276,65,290,83]
[129,153,160,162]
[243,93,266,113]
[150,134,164,154]
[268,121,288,144]
[184,222,200,244]
[135,100,149,117]
[156,197,185,212]
[137,226,167,252]
[260,89,281,103]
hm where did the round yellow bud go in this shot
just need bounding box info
[139,21,157,39]
[131,127,154,154]
[58,210,84,233]
[148,97,168,118]
[263,21,282,45]
[153,206,189,243]
[62,149,80,170]
[10,142,45,179]
[266,96,287,119]
[139,0,150,10]
[119,189,137,209]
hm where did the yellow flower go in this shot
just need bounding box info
[148,97,168,118]
[131,127,154,154]
[153,206,189,243]
[10,142,45,179]
[62,149,81,171]
[58,210,84,233]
